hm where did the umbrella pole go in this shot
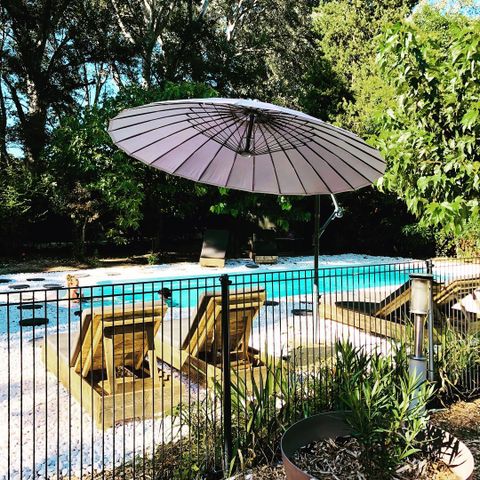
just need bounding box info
[313,195,320,341]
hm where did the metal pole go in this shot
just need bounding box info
[426,259,435,382]
[313,196,320,340]
[413,314,425,358]
[220,274,233,473]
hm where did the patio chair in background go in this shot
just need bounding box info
[199,229,229,267]
[248,231,278,264]
[156,288,268,388]
[42,302,181,428]
[320,276,480,339]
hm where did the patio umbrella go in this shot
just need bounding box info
[108,97,385,468]
[108,97,385,315]
[108,98,384,195]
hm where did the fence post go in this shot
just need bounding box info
[425,259,435,382]
[220,274,233,473]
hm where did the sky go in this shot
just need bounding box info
[5,0,479,159]
[425,0,480,15]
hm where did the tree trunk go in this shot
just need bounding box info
[23,79,48,167]
[0,80,8,163]
[73,219,88,259]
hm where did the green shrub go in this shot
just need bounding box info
[214,359,333,474]
[147,251,160,265]
[436,322,480,401]
[334,341,434,478]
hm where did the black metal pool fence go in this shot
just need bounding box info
[1,257,480,479]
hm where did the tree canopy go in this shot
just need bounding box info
[1,0,479,258]
[375,7,480,255]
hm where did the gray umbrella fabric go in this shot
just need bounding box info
[108,98,385,196]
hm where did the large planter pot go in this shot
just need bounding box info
[281,412,474,480]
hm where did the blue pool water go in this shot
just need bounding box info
[0,262,425,335]
[85,263,424,309]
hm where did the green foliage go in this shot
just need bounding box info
[335,341,434,477]
[435,322,480,401]
[0,159,54,253]
[210,191,311,233]
[226,363,291,472]
[48,103,145,252]
[215,360,332,474]
[47,82,217,252]
[305,0,433,256]
[376,7,480,250]
[455,221,480,257]
[310,0,414,132]
[146,252,160,265]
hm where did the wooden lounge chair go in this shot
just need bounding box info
[248,231,278,265]
[199,229,229,267]
[156,288,267,387]
[320,276,480,339]
[42,302,181,428]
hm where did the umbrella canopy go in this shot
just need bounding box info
[108,98,385,196]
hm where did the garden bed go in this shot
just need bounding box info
[248,398,480,479]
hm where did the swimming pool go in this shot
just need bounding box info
[88,262,425,308]
[0,261,425,336]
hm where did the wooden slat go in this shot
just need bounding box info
[159,289,267,387]
[42,332,184,429]
[434,278,480,305]
[320,303,407,340]
[74,302,165,376]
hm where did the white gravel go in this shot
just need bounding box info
[0,254,416,479]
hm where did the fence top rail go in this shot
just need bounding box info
[0,259,429,300]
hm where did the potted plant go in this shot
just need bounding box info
[281,342,474,479]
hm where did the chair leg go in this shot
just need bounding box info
[146,326,161,387]
[103,336,117,395]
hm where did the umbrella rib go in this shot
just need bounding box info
[268,120,357,190]
[278,118,384,173]
[284,120,383,184]
[111,102,239,122]
[271,111,363,142]
[220,119,249,186]
[130,124,204,156]
[195,115,250,182]
[256,124,282,194]
[148,115,242,166]
[302,137,376,186]
[252,155,255,191]
[265,120,364,187]
[213,108,245,150]
[262,122,321,194]
[278,118,385,176]
[263,123,310,194]
[128,110,239,156]
[224,150,240,188]
[232,113,250,152]
[110,110,232,135]
[171,115,243,176]
[274,112,374,148]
